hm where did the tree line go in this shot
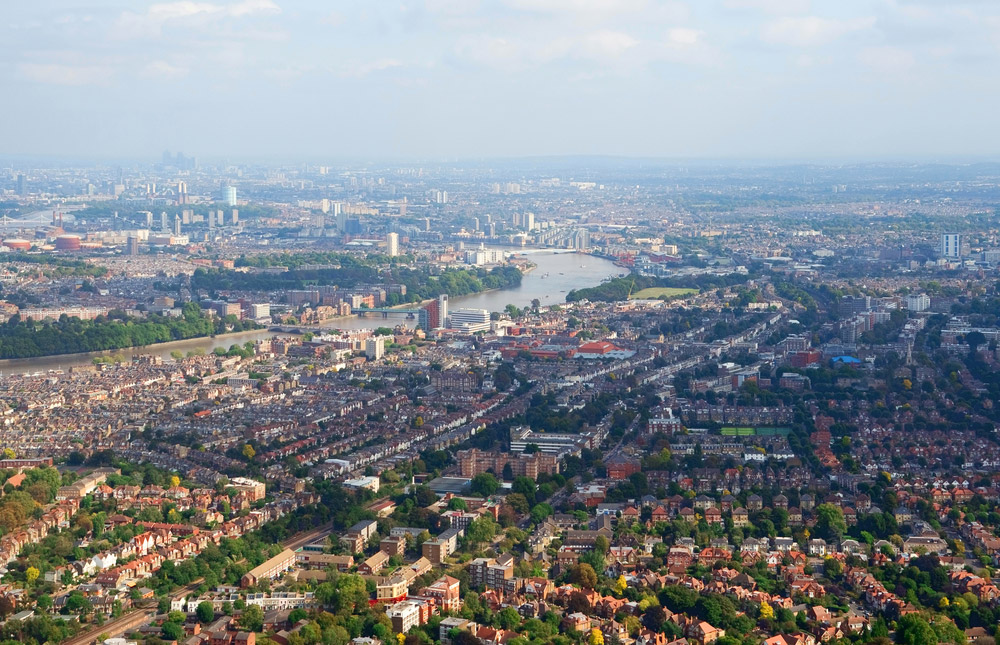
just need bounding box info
[0,302,259,359]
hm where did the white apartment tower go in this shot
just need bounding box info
[365,336,386,360]
[941,233,961,259]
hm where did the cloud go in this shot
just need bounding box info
[580,30,639,58]
[502,0,648,18]
[341,58,405,78]
[668,28,702,46]
[857,45,916,73]
[762,15,875,47]
[724,0,810,15]
[141,60,190,79]
[116,0,280,37]
[18,62,112,86]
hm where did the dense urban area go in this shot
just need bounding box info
[0,159,999,645]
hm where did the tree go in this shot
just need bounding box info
[759,600,774,621]
[497,607,521,630]
[823,557,843,579]
[567,591,591,614]
[196,601,215,624]
[615,575,628,595]
[0,596,15,618]
[470,473,500,497]
[25,566,39,584]
[814,504,847,541]
[465,516,498,549]
[966,330,986,355]
[571,563,598,589]
[162,622,184,641]
[511,476,537,505]
[505,493,530,515]
[589,628,604,645]
[242,444,256,460]
[239,605,264,632]
[895,614,937,645]
[170,475,181,488]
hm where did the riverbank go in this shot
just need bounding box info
[0,328,295,377]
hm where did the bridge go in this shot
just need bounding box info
[355,307,421,317]
[354,307,428,327]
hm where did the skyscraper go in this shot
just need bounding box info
[941,233,961,259]
[223,185,237,206]
[386,232,400,257]
[438,294,448,325]
[16,174,25,196]
[525,212,535,232]
[173,215,182,236]
[365,336,385,360]
[126,236,139,256]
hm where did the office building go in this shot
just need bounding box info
[365,336,385,360]
[126,236,139,256]
[449,308,490,332]
[16,174,25,196]
[386,232,400,257]
[941,233,961,259]
[223,185,237,206]
[250,303,271,319]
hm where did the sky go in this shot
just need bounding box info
[3,0,1000,161]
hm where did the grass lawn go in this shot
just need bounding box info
[630,287,699,300]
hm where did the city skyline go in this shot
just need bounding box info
[4,0,1000,160]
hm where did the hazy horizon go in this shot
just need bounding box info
[4,0,999,161]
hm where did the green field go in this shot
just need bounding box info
[630,287,699,300]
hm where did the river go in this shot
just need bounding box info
[315,250,624,331]
[0,251,623,376]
